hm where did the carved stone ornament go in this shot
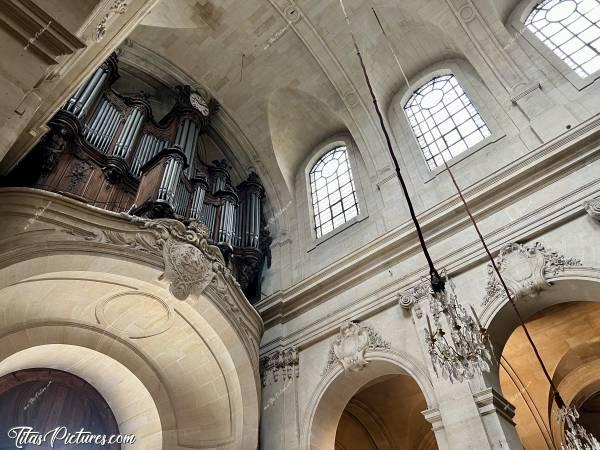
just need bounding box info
[96,0,128,42]
[65,216,229,301]
[398,282,430,319]
[260,347,299,386]
[482,242,582,306]
[584,197,600,222]
[322,322,391,375]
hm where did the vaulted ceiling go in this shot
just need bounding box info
[129,0,513,225]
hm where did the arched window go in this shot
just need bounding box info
[525,0,600,78]
[404,74,491,170]
[309,146,359,238]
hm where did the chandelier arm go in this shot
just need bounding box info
[337,0,444,292]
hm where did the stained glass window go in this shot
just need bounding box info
[526,0,600,78]
[404,75,491,170]
[309,146,359,238]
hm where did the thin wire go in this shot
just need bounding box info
[369,7,567,408]
[338,0,444,291]
[500,355,557,448]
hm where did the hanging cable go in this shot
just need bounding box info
[369,6,567,408]
[337,0,444,292]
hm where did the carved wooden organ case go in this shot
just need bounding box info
[7,53,271,303]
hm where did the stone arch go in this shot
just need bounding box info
[0,344,162,448]
[301,349,438,450]
[479,257,600,448]
[268,88,348,193]
[482,268,600,354]
[0,190,262,450]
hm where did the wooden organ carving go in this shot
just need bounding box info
[5,53,271,303]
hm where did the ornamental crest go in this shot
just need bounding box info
[499,242,547,299]
[482,241,582,306]
[322,321,391,374]
[133,218,225,300]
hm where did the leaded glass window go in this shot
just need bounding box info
[526,0,600,78]
[309,146,359,238]
[404,75,491,170]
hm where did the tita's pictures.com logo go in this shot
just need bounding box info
[7,426,136,448]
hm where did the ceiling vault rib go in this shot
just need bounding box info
[265,0,387,176]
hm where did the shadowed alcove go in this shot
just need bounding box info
[0,368,120,449]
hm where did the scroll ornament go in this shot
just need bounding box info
[584,197,600,222]
[322,322,391,374]
[482,242,581,306]
[260,347,299,386]
[66,216,232,301]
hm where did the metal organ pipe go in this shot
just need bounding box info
[114,108,144,159]
[83,99,107,138]
[190,182,207,219]
[99,109,120,152]
[66,80,88,112]
[82,107,98,136]
[68,67,104,115]
[77,71,108,119]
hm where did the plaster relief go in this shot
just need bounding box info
[482,242,582,306]
[260,347,299,386]
[584,197,600,222]
[322,321,390,375]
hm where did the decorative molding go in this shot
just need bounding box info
[473,388,516,425]
[260,347,299,386]
[0,0,85,64]
[95,290,174,338]
[481,241,582,306]
[584,197,600,222]
[422,407,444,432]
[398,282,429,319]
[68,216,227,301]
[322,321,391,374]
[95,0,128,42]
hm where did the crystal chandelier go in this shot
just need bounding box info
[335,0,492,385]
[558,406,600,450]
[424,270,492,383]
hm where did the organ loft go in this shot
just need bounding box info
[5,53,271,303]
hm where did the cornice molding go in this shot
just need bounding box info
[0,0,85,64]
[0,187,263,370]
[258,114,600,326]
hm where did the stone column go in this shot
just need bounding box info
[399,287,523,450]
[260,347,301,450]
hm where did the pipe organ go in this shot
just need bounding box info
[6,53,271,303]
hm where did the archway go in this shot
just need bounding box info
[483,275,600,450]
[0,368,122,449]
[335,374,438,450]
[302,350,438,450]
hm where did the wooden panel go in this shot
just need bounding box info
[0,368,120,450]
[135,159,165,206]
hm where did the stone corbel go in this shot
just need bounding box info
[322,321,391,375]
[398,282,431,320]
[473,388,516,425]
[583,197,600,222]
[260,347,299,386]
[422,407,444,433]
